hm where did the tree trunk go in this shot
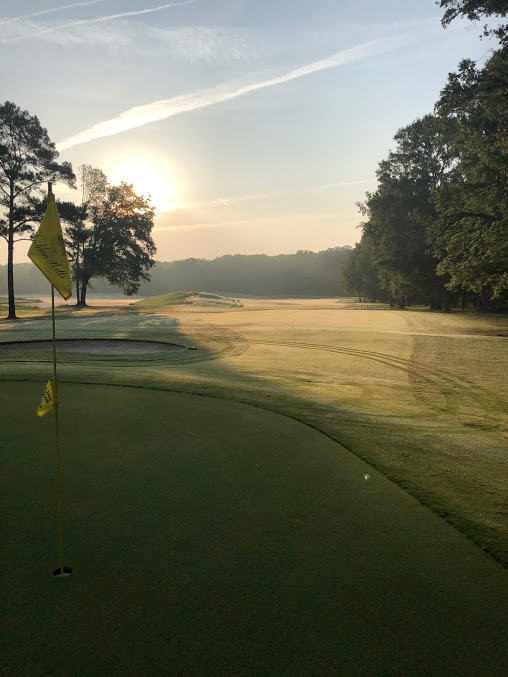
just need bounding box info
[443,290,451,313]
[482,288,489,311]
[79,277,89,306]
[7,179,17,320]
[75,245,81,305]
[477,288,488,311]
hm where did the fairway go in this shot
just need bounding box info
[1,298,508,674]
[1,382,507,676]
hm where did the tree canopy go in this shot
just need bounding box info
[0,101,75,318]
[357,115,458,308]
[64,164,108,304]
[438,0,508,41]
[430,46,508,304]
[350,42,507,310]
[66,179,156,306]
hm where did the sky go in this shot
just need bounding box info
[0,0,499,263]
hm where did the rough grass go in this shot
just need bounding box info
[0,296,42,313]
[0,296,42,303]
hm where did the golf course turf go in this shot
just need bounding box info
[1,298,507,674]
[2,383,507,676]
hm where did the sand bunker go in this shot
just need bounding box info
[0,339,185,355]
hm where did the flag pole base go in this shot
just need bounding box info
[52,566,73,577]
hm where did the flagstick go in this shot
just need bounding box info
[51,283,66,577]
[48,179,65,578]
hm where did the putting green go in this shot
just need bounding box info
[1,383,507,676]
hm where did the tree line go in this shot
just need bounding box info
[0,98,350,314]
[341,0,507,311]
[2,247,352,299]
[0,104,156,319]
[3,1,506,316]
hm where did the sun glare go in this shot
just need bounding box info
[108,159,180,213]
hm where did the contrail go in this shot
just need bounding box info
[1,1,198,42]
[0,0,107,25]
[57,31,422,151]
[176,179,376,211]
[153,212,341,233]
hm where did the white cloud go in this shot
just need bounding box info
[0,0,107,24]
[144,25,255,64]
[57,30,427,151]
[0,4,250,64]
[0,1,198,44]
[39,20,135,47]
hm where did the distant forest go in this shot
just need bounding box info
[2,247,352,298]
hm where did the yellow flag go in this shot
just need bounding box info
[28,193,72,300]
[37,378,58,418]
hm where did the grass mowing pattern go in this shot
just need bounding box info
[1,302,507,568]
[409,334,508,432]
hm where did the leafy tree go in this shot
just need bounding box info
[340,249,361,300]
[0,101,75,319]
[79,164,108,206]
[357,46,506,311]
[359,186,420,308]
[341,240,382,302]
[429,46,508,307]
[351,6,507,312]
[75,182,156,305]
[359,115,456,308]
[64,165,108,304]
[438,0,508,41]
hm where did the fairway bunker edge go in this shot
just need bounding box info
[0,339,186,355]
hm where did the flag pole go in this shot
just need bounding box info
[48,181,66,578]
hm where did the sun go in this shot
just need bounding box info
[108,159,180,213]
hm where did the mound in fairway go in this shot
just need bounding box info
[1,383,507,676]
[133,291,241,308]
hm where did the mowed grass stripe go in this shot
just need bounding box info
[2,383,508,676]
[234,338,409,371]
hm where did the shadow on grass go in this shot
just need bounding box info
[2,379,508,676]
[0,309,507,571]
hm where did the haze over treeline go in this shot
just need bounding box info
[2,247,351,298]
